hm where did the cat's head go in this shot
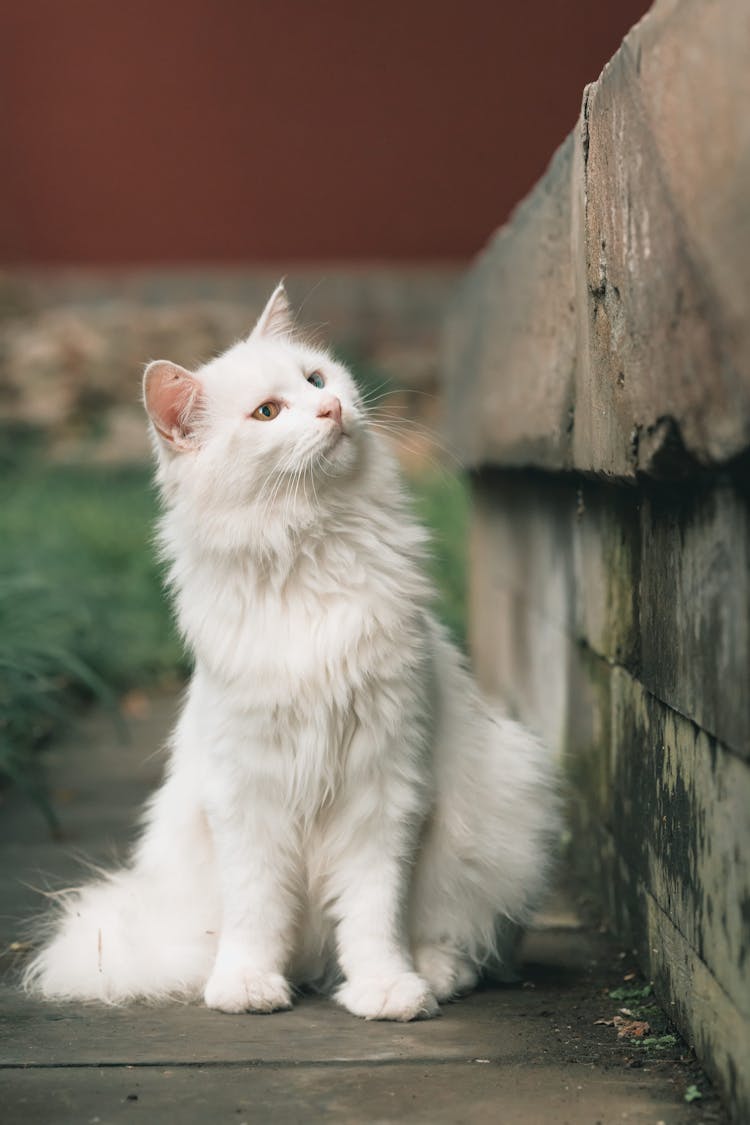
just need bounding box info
[143,284,368,514]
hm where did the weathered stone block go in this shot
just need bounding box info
[570,483,640,670]
[444,0,750,479]
[597,667,750,1121]
[470,473,576,753]
[468,471,750,1117]
[645,895,750,1124]
[471,472,750,757]
[638,482,750,759]
[575,0,750,476]
[634,0,750,399]
[444,2,750,1110]
[610,669,750,1013]
[443,137,576,472]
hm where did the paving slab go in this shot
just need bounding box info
[0,699,725,1123]
[1,1063,696,1125]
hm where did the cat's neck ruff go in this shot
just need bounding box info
[157,432,421,582]
[155,431,434,703]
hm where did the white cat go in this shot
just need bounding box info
[24,285,560,1021]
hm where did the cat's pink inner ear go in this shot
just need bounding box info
[251,282,294,339]
[143,362,202,449]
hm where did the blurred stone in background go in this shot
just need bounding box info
[0,269,457,462]
[1,2,650,465]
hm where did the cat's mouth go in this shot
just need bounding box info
[322,424,349,451]
[312,420,357,474]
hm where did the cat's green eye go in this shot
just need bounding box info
[251,402,280,421]
[307,372,325,389]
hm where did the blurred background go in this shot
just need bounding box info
[3,0,650,264]
[0,0,649,816]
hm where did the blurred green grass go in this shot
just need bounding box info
[0,462,184,816]
[0,456,468,811]
[0,463,185,688]
[409,468,470,646]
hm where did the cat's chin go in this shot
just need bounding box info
[315,429,359,476]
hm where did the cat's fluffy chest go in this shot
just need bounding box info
[185,602,432,817]
[172,524,430,710]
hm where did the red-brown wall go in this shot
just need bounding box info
[0,1,650,264]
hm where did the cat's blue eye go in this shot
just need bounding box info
[307,372,325,389]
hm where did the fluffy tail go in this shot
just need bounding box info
[411,621,563,970]
[23,870,215,1003]
[23,777,218,1003]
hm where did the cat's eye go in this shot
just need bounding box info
[251,402,280,421]
[307,372,325,389]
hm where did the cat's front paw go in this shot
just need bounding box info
[204,966,292,1014]
[336,971,439,1021]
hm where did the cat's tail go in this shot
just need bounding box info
[23,783,218,1003]
[22,869,216,1004]
[411,620,563,976]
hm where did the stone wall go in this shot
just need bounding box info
[442,0,749,1118]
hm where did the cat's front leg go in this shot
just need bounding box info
[202,771,299,1015]
[328,793,438,1022]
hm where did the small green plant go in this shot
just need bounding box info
[640,1034,678,1051]
[608,983,653,1002]
[604,980,682,1049]
[684,1084,702,1103]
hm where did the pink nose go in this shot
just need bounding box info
[317,395,342,426]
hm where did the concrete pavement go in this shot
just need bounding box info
[0,698,724,1123]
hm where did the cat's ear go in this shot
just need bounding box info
[250,282,294,340]
[143,361,203,451]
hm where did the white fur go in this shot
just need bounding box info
[24,287,560,1021]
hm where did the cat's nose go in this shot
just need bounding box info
[317,395,342,426]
